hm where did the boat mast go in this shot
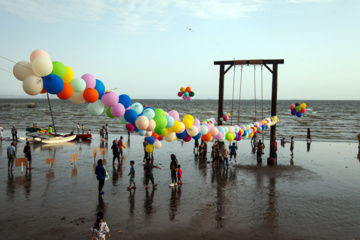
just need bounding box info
[46,93,57,135]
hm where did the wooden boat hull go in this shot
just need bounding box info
[64,134,92,139]
[41,135,76,144]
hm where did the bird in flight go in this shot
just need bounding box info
[186,27,194,32]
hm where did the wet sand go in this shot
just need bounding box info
[1,134,360,239]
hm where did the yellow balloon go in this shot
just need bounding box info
[239,129,244,136]
[249,133,254,138]
[183,114,194,126]
[183,119,192,129]
[300,103,306,109]
[227,112,230,117]
[145,144,154,153]
[105,90,109,93]
[159,128,169,137]
[170,120,181,132]
[180,87,185,92]
[62,66,74,83]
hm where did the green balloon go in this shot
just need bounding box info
[51,61,66,78]
[154,108,165,117]
[189,91,195,97]
[295,106,301,112]
[154,127,165,135]
[153,116,167,129]
[225,132,232,140]
[106,107,114,118]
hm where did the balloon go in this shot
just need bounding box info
[183,134,192,142]
[210,127,219,137]
[300,108,306,113]
[168,110,179,120]
[295,106,301,112]
[193,132,201,140]
[70,92,85,105]
[177,92,183,97]
[106,107,115,118]
[170,120,181,133]
[119,116,128,124]
[225,132,232,140]
[176,130,187,140]
[145,144,154,153]
[32,56,53,76]
[62,66,74,83]
[131,102,143,115]
[81,73,96,89]
[146,119,156,131]
[154,117,167,131]
[154,128,166,135]
[142,107,155,120]
[187,125,199,137]
[118,94,132,108]
[290,104,296,110]
[300,103,307,109]
[183,92,189,97]
[200,125,209,135]
[126,123,135,131]
[83,88,99,103]
[135,116,150,130]
[139,130,147,136]
[110,103,125,118]
[180,87,185,92]
[296,112,302,118]
[183,114,194,125]
[185,86,191,92]
[152,132,159,139]
[165,131,176,142]
[217,126,225,134]
[43,74,64,94]
[57,82,73,100]
[94,79,105,99]
[50,61,66,78]
[187,97,192,101]
[30,49,50,63]
[88,100,104,116]
[201,132,211,142]
[182,95,187,100]
[153,140,162,149]
[165,116,175,128]
[154,108,165,117]
[182,119,192,129]
[13,61,37,81]
[124,109,138,123]
[291,109,297,115]
[146,136,155,144]
[101,91,119,107]
[70,77,86,93]
[189,91,195,97]
[22,75,43,95]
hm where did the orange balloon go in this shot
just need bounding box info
[83,88,99,103]
[185,86,191,92]
[57,83,73,100]
[201,132,211,142]
[152,131,159,139]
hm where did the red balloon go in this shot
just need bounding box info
[300,108,306,113]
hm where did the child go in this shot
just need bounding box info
[229,142,238,162]
[91,212,113,240]
[144,158,161,189]
[177,164,182,185]
[290,136,295,155]
[128,161,136,189]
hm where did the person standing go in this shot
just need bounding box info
[177,164,182,185]
[307,128,311,142]
[128,161,136,189]
[144,158,161,189]
[102,126,106,139]
[77,123,80,134]
[170,154,178,186]
[256,140,265,165]
[82,124,85,134]
[24,141,32,170]
[95,159,106,195]
[290,136,295,155]
[7,142,16,171]
[105,124,109,139]
[11,125,17,141]
[0,125,3,140]
[229,142,238,162]
[48,125,53,134]
[143,138,148,161]
[91,212,112,240]
[111,140,120,164]
[194,139,199,155]
[211,141,220,168]
[219,144,230,169]
[117,136,126,159]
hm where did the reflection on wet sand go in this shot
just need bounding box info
[307,141,311,152]
[96,195,107,216]
[7,171,15,200]
[112,163,123,185]
[128,190,135,216]
[144,188,155,217]
[72,167,77,178]
[169,187,181,221]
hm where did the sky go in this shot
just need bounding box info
[0,0,359,100]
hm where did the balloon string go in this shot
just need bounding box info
[0,55,33,70]
[0,67,12,74]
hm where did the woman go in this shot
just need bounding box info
[219,143,230,169]
[95,159,106,195]
[170,154,178,186]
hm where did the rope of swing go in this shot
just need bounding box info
[237,65,243,125]
[231,64,236,126]
[261,65,264,142]
[254,65,256,122]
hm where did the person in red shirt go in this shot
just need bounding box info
[117,136,126,159]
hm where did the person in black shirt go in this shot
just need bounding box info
[24,141,32,170]
[144,159,161,189]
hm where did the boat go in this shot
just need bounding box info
[26,127,44,132]
[64,133,92,139]
[40,135,76,144]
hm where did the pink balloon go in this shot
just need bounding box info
[30,49,50,63]
[81,73,96,89]
[182,95,187,100]
[183,134,192,142]
[101,91,118,107]
[168,110,179,121]
[290,104,296,110]
[110,103,125,118]
[158,136,163,141]
[187,96,192,101]
[177,91,183,97]
[214,132,223,141]
[126,123,135,131]
[240,125,246,131]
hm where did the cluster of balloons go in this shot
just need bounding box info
[290,103,306,118]
[13,49,106,105]
[220,112,230,123]
[177,86,195,101]
[14,49,280,154]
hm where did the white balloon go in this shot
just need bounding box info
[186,125,199,137]
[153,140,162,149]
[22,75,43,95]
[70,92,85,105]
[164,131,176,142]
[32,56,53,76]
[88,100,104,116]
[13,61,37,81]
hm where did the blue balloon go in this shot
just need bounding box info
[131,122,139,132]
[192,132,201,140]
[165,116,175,128]
[296,112,302,118]
[176,130,187,140]
[138,130,146,136]
[94,79,105,99]
[119,94,132,108]
[141,107,155,120]
[242,130,247,137]
[124,109,138,123]
[146,136,155,144]
[43,74,64,94]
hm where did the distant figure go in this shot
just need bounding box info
[290,136,295,155]
[24,141,32,170]
[307,141,311,152]
[91,212,112,240]
[256,140,265,165]
[307,128,311,142]
[127,131,130,139]
[229,142,238,162]
[357,134,360,155]
[48,125,53,134]
[34,123,38,128]
[194,139,199,155]
[82,124,85,134]
[211,141,220,168]
[219,144,230,169]
[11,125,17,141]
[128,160,136,189]
[77,123,80,134]
[170,154,179,186]
[105,124,109,139]
[143,138,148,161]
[144,158,161,189]
[0,125,3,140]
[95,159,106,195]
[251,134,258,153]
[7,142,16,171]
[111,140,120,164]
[117,136,126,159]
[198,142,205,159]
[177,164,182,185]
[281,137,286,147]
[87,129,91,134]
[203,140,208,159]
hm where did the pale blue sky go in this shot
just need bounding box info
[0,0,359,100]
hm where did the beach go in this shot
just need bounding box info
[1,133,360,239]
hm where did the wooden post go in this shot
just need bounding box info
[268,64,278,166]
[47,93,57,135]
[218,64,225,125]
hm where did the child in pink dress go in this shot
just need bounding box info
[177,165,182,185]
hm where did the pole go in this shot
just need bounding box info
[46,93,57,135]
[218,64,225,125]
[268,64,278,165]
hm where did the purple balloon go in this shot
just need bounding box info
[81,73,96,89]
[291,109,297,115]
[101,91,118,107]
[187,96,192,101]
[110,103,125,118]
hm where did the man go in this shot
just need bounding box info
[0,125,3,140]
[105,124,109,139]
[11,125,17,141]
[7,142,16,171]
[143,138,148,161]
[290,136,295,155]
[77,123,80,134]
[117,136,126,159]
[24,141,32,169]
[256,140,265,165]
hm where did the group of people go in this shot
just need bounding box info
[210,141,238,168]
[111,136,126,163]
[99,124,109,140]
[7,141,32,171]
